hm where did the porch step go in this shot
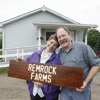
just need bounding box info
[0,62,9,68]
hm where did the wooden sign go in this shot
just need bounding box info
[8,60,84,89]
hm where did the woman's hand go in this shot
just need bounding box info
[15,56,22,62]
[34,82,43,88]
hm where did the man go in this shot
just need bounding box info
[56,27,100,100]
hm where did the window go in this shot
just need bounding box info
[45,30,74,41]
[46,31,55,41]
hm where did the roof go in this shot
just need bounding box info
[33,22,98,30]
[0,6,98,29]
[0,6,79,26]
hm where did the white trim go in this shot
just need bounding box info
[0,45,46,68]
[0,45,45,51]
[69,31,75,41]
[85,33,87,44]
[38,28,41,50]
[33,22,98,29]
[75,33,77,42]
[2,29,4,50]
[0,64,9,68]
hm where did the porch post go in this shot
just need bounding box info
[85,33,87,44]
[75,33,77,42]
[0,28,5,61]
[38,28,41,50]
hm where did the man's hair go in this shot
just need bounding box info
[56,27,70,34]
[47,34,60,48]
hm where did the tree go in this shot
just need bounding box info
[0,39,2,49]
[0,30,2,49]
[87,29,100,53]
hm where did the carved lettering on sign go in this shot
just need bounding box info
[8,60,84,89]
[28,64,57,83]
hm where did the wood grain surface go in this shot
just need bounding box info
[8,60,83,89]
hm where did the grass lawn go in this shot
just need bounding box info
[0,51,2,55]
[0,67,9,74]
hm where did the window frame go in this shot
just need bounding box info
[45,30,55,41]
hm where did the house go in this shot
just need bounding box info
[0,6,98,63]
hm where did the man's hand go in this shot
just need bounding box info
[76,81,87,92]
[76,66,100,93]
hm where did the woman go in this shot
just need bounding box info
[16,34,61,100]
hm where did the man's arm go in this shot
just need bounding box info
[76,66,100,92]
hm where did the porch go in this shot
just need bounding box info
[0,45,45,68]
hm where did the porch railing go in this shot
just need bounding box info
[0,45,45,68]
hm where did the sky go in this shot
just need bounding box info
[0,0,100,31]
